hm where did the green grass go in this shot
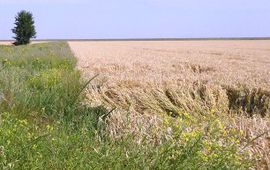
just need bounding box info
[0,42,253,169]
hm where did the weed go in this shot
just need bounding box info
[0,42,255,169]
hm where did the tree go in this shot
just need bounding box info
[12,10,36,45]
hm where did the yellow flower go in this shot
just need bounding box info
[46,124,54,132]
[32,144,37,149]
[19,119,28,126]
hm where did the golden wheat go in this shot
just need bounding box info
[69,40,270,169]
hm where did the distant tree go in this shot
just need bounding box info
[12,10,36,45]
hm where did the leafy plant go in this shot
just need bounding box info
[12,10,36,45]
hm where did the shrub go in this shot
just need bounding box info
[12,10,36,45]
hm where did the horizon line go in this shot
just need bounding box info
[1,37,270,41]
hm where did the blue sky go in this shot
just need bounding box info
[0,0,270,39]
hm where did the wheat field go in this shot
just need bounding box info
[69,40,270,169]
[69,40,270,88]
[69,40,270,109]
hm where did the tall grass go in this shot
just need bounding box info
[0,42,253,169]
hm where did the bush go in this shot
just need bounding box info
[12,10,36,45]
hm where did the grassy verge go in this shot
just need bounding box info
[0,42,253,169]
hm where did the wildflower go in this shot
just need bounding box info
[32,144,37,149]
[46,124,54,132]
[27,132,33,139]
[0,146,4,155]
[18,119,28,126]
